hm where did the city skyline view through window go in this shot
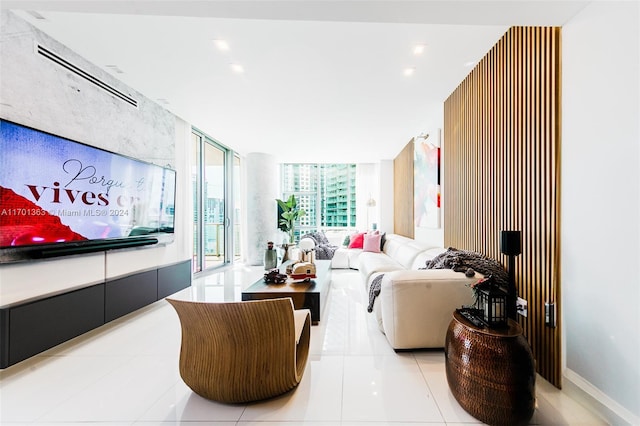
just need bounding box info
[281,164,357,240]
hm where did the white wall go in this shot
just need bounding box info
[378,160,394,234]
[0,11,191,306]
[562,2,640,424]
[356,163,379,231]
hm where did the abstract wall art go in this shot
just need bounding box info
[414,129,441,228]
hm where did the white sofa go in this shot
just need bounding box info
[330,246,363,269]
[302,232,478,350]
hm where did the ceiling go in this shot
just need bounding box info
[2,1,588,163]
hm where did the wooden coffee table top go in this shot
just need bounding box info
[242,260,331,296]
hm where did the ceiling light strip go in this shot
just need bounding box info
[36,44,138,108]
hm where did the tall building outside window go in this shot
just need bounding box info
[281,164,356,241]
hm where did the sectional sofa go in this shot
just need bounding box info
[300,232,477,349]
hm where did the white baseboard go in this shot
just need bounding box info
[564,369,640,425]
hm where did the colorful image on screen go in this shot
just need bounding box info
[0,119,176,251]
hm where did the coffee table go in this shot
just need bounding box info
[241,260,331,324]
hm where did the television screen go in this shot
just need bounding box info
[0,119,176,262]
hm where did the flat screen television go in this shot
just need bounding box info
[0,119,176,263]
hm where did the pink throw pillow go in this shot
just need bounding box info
[363,232,382,253]
[348,232,365,249]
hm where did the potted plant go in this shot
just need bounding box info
[276,194,306,244]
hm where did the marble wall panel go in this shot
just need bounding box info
[0,11,174,167]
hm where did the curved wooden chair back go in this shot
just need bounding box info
[166,297,310,403]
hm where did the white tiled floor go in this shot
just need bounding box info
[0,265,608,425]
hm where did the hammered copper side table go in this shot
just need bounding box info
[444,310,536,426]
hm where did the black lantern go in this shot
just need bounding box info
[477,284,508,327]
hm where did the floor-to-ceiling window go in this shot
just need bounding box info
[203,141,225,269]
[280,164,356,240]
[192,129,242,273]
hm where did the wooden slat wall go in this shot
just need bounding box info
[443,26,561,387]
[393,139,414,238]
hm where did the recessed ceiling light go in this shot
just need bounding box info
[213,39,230,51]
[403,67,416,76]
[230,64,244,74]
[464,61,477,67]
[413,44,426,55]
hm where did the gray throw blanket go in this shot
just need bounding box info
[301,231,338,260]
[368,274,385,312]
[367,247,509,313]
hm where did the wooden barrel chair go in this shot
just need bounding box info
[166,297,311,403]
